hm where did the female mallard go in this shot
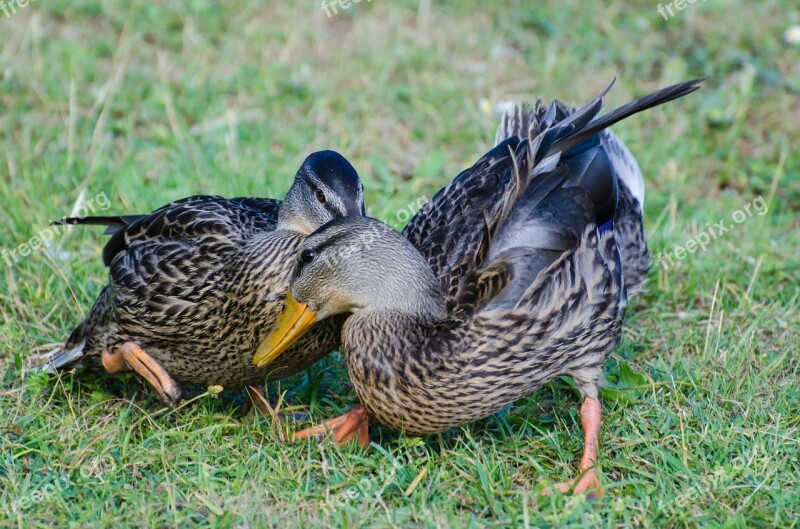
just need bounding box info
[254,79,704,493]
[46,150,365,409]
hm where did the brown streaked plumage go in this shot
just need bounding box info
[45,150,364,406]
[255,79,705,494]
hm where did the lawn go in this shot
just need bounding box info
[1,0,799,527]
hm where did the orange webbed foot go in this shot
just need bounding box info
[546,397,604,498]
[292,405,370,448]
[102,342,181,405]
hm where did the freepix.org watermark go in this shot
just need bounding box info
[657,0,707,21]
[655,196,768,270]
[321,444,430,515]
[0,0,38,18]
[1,191,112,268]
[321,0,373,18]
[2,455,115,514]
[381,195,428,231]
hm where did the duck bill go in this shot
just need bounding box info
[253,294,317,367]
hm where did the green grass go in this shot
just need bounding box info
[1,0,799,527]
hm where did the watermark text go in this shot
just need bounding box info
[655,196,767,270]
[1,191,112,268]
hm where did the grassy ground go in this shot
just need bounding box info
[1,0,799,527]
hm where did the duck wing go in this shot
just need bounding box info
[402,138,527,309]
[453,78,705,314]
[55,195,280,266]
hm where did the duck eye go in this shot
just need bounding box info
[299,249,316,265]
[315,188,326,204]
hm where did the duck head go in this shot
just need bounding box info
[278,150,365,234]
[253,216,444,367]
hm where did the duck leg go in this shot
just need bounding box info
[292,405,370,448]
[554,397,603,496]
[101,342,181,406]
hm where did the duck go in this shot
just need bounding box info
[253,79,705,493]
[45,150,365,410]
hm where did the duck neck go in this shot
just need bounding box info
[276,182,314,234]
[342,267,448,360]
[276,209,314,235]
[342,307,447,368]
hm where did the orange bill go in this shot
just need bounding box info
[253,293,317,367]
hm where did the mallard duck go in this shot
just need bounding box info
[254,79,704,493]
[45,150,365,409]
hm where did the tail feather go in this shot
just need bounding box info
[546,77,707,157]
[52,215,143,235]
[536,78,616,155]
[493,78,705,207]
[519,78,705,219]
[494,103,539,145]
[42,340,87,372]
[41,311,98,372]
